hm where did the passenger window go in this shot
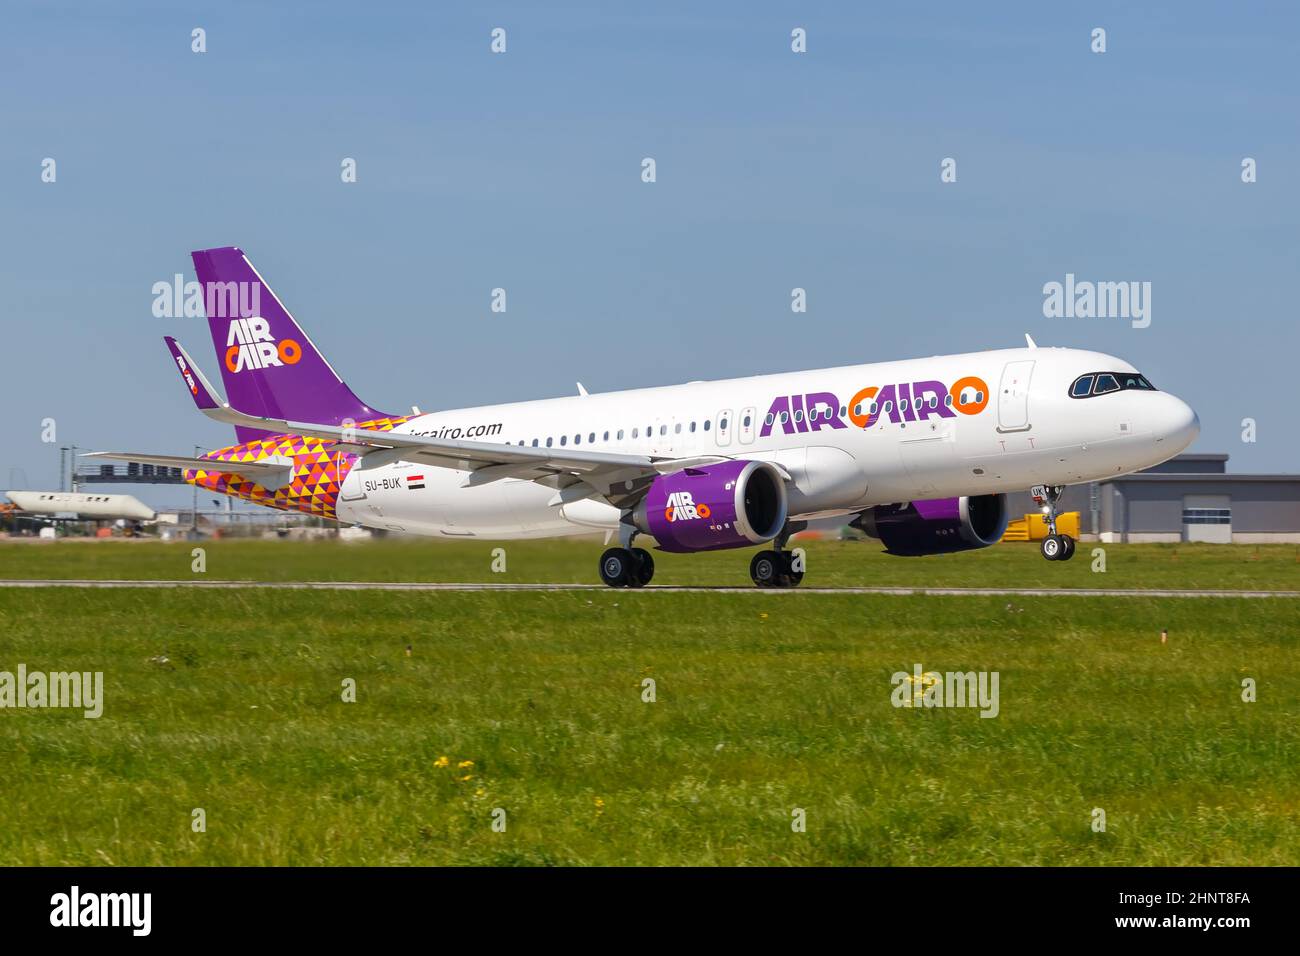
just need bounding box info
[703,420,711,431]
[778,411,788,424]
[660,425,667,435]
[601,431,607,441]
[793,410,803,423]
[883,401,893,413]
[853,404,862,416]
[689,421,696,432]
[1093,374,1121,395]
[589,432,596,442]
[617,430,624,440]
[899,399,909,412]
[870,402,879,414]
[632,428,638,438]
[674,423,681,433]
[546,437,553,447]
[1071,375,1094,398]
[929,395,938,408]
[765,413,775,425]
[561,435,567,446]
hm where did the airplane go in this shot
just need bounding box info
[89,247,1200,588]
[3,491,157,523]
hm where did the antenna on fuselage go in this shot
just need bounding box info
[576,382,589,397]
[1024,333,1038,349]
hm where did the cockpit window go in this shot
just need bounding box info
[1117,373,1154,390]
[1069,372,1157,398]
[1093,373,1121,394]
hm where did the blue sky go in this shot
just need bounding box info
[2,1,1297,502]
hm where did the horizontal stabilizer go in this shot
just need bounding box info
[82,452,296,491]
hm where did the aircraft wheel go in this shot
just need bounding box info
[750,550,781,588]
[1059,535,1076,561]
[629,547,655,587]
[1040,535,1064,561]
[779,551,804,588]
[599,547,634,587]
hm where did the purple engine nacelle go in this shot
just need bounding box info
[633,459,788,553]
[855,494,1010,556]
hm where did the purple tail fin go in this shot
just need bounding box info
[192,247,391,443]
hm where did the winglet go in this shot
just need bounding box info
[164,336,225,411]
[1024,333,1038,349]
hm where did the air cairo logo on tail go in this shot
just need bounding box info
[225,317,302,373]
[665,491,711,522]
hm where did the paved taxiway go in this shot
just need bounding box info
[0,579,1296,597]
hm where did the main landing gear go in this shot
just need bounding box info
[749,522,805,588]
[1032,484,1076,562]
[598,546,655,588]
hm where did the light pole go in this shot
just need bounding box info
[191,445,200,537]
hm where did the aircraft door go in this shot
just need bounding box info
[715,409,734,447]
[997,360,1035,432]
[738,406,757,444]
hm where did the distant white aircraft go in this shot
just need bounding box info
[4,491,156,522]
[93,247,1199,587]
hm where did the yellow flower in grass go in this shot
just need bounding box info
[458,760,474,769]
[460,774,473,782]
[434,756,450,768]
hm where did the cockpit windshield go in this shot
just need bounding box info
[1069,372,1156,398]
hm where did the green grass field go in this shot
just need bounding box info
[2,536,1298,590]
[0,539,1296,865]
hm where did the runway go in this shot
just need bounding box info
[0,579,1296,598]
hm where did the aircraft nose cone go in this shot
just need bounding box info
[1159,395,1199,453]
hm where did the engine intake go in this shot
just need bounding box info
[633,460,787,553]
[854,494,1009,556]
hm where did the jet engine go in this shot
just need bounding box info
[632,460,787,553]
[853,494,1009,556]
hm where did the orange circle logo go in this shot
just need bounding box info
[225,345,240,373]
[949,376,990,415]
[278,339,302,364]
[848,386,880,429]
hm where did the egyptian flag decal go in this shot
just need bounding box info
[407,474,425,490]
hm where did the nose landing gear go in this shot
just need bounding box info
[1032,484,1076,561]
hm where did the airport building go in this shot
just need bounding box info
[1006,453,1300,544]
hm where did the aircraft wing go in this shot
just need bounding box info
[162,337,722,508]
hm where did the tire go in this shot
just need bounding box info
[630,547,655,587]
[779,551,804,588]
[1060,535,1076,561]
[750,550,781,588]
[599,547,633,587]
[1040,535,1063,561]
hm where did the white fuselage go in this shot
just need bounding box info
[5,491,157,522]
[334,346,1199,539]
